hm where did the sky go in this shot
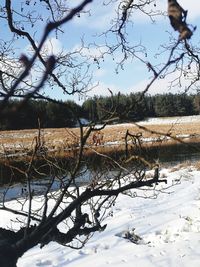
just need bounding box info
[1,0,200,103]
[71,0,200,100]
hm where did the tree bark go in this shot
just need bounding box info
[0,227,30,267]
[0,245,18,267]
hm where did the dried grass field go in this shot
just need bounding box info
[0,115,200,159]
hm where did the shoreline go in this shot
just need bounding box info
[0,136,200,163]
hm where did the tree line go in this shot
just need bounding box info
[0,100,84,130]
[83,93,200,123]
[1,93,200,130]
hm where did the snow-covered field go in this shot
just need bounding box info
[140,114,200,125]
[103,114,200,128]
[1,165,200,266]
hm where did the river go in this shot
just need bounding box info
[0,141,200,201]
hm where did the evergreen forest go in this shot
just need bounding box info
[1,93,200,130]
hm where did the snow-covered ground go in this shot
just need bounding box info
[92,115,200,130]
[1,165,200,266]
[102,114,200,128]
[140,115,200,125]
[140,114,200,125]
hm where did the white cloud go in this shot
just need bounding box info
[178,0,200,21]
[42,37,63,56]
[25,37,63,57]
[72,45,108,59]
[72,0,163,29]
[93,68,107,78]
[127,67,200,96]
[72,0,117,30]
[86,81,121,98]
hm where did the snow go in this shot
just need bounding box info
[107,114,198,134]
[75,118,89,127]
[1,165,200,266]
[139,115,200,125]
[100,115,200,128]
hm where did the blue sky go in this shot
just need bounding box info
[1,0,200,103]
[67,0,200,102]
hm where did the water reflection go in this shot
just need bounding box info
[0,142,200,201]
